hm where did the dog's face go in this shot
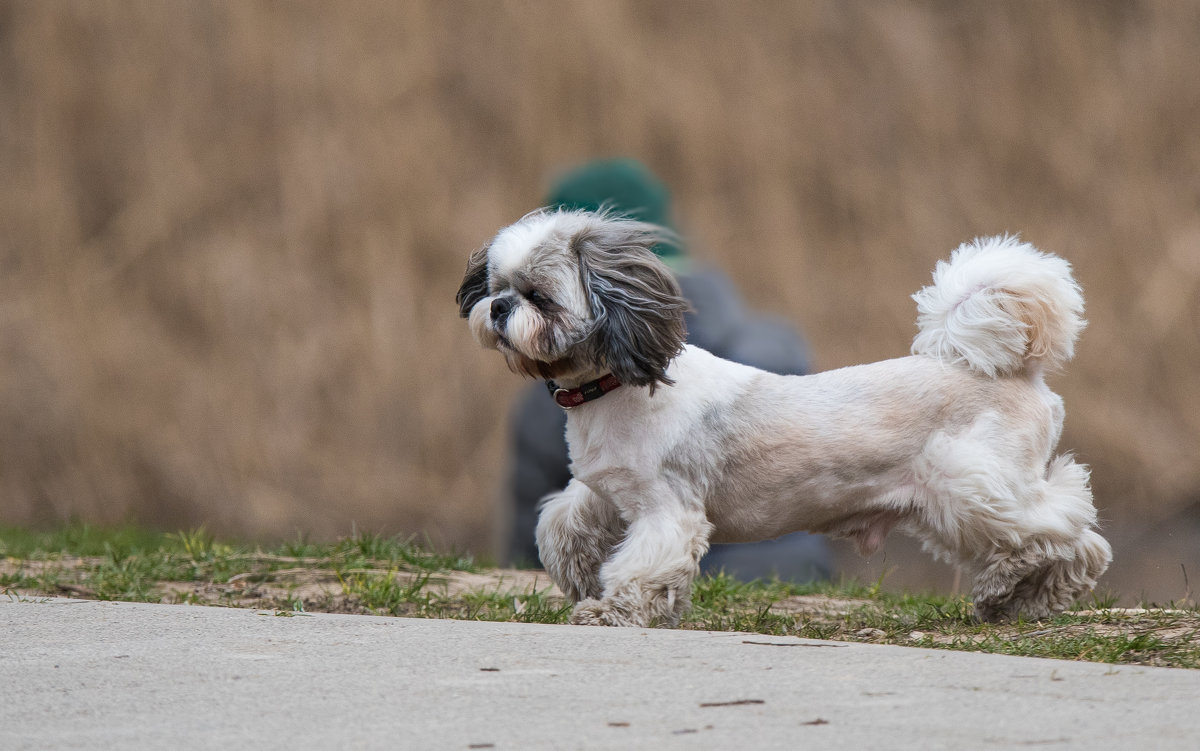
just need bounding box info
[456,209,688,387]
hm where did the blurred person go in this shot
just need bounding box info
[500,158,832,583]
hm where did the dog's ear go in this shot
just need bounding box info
[456,243,491,318]
[575,221,688,389]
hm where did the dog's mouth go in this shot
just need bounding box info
[494,327,552,363]
[492,325,531,359]
[492,328,545,375]
[490,319,584,380]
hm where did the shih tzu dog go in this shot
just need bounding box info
[457,208,1111,626]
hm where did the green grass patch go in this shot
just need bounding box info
[0,523,476,604]
[3,524,1197,669]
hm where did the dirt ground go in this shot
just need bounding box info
[5,556,1198,663]
[1,556,560,617]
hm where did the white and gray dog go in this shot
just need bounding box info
[457,209,1111,626]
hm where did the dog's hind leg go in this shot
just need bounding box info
[1012,529,1112,616]
[972,530,1111,622]
[970,549,1045,622]
[969,456,1111,622]
[536,480,625,602]
[571,506,714,628]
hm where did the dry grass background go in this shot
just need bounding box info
[2,0,1197,600]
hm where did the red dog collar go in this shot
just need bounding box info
[547,374,622,409]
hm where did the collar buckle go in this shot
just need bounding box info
[552,387,579,409]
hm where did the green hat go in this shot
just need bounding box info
[546,159,683,260]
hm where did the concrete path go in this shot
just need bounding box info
[2,597,1198,750]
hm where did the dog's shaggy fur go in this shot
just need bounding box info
[458,210,1111,627]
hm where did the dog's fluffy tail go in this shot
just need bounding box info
[911,236,1085,377]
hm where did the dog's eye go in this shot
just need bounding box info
[526,289,551,307]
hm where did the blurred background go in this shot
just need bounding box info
[2,0,1197,602]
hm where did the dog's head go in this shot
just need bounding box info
[456,209,688,388]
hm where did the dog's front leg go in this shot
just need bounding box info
[571,504,713,628]
[535,479,625,602]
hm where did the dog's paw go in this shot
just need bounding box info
[570,598,641,627]
[973,596,1052,624]
[569,598,620,626]
[972,598,1015,624]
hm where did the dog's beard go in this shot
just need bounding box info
[468,297,593,380]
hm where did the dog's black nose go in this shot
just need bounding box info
[490,297,513,325]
